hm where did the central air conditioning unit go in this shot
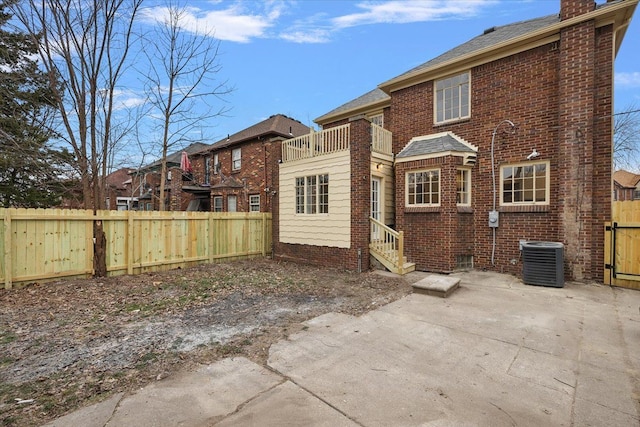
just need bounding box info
[522,241,564,288]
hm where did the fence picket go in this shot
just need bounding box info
[1,209,271,289]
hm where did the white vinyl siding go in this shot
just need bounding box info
[279,151,350,248]
[435,72,470,124]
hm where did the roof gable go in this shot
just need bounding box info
[396,132,478,163]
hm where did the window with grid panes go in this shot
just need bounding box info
[501,162,549,205]
[435,72,470,124]
[406,170,440,206]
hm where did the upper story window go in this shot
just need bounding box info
[213,153,219,174]
[204,157,211,184]
[232,148,241,171]
[296,174,329,214]
[435,72,470,124]
[501,161,549,205]
[457,169,471,206]
[406,169,440,206]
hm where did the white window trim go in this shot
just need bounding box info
[405,169,441,207]
[295,174,329,215]
[213,196,223,212]
[434,71,471,125]
[249,194,260,212]
[213,153,220,174]
[457,168,472,206]
[232,148,241,171]
[228,195,237,212]
[500,160,550,206]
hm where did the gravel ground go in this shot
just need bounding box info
[0,259,411,427]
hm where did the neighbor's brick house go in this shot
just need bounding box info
[172,115,310,212]
[273,0,638,282]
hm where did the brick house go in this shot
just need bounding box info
[613,169,640,200]
[104,167,137,210]
[133,142,210,211]
[273,0,638,282]
[174,114,310,212]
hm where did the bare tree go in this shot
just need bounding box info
[11,0,144,210]
[614,104,640,172]
[140,1,231,210]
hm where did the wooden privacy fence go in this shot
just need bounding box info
[1,208,272,289]
[605,200,640,290]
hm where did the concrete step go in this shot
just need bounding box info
[412,274,460,298]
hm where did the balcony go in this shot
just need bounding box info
[281,123,392,163]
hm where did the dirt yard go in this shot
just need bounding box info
[0,259,411,426]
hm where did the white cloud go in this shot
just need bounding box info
[278,0,496,43]
[332,0,497,29]
[616,72,640,87]
[140,2,285,43]
[280,28,332,44]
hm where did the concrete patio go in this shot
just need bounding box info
[45,270,640,426]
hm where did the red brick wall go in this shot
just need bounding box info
[178,138,281,212]
[396,155,460,272]
[389,20,613,281]
[561,0,595,20]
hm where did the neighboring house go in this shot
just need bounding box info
[134,142,210,211]
[613,170,640,200]
[273,0,638,282]
[104,167,137,210]
[173,114,310,212]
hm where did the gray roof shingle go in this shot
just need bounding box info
[315,88,390,123]
[316,14,560,123]
[397,133,477,158]
[386,14,559,84]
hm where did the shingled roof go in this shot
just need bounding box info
[397,132,477,160]
[138,142,210,173]
[316,0,634,125]
[381,14,558,89]
[315,88,390,125]
[207,114,310,151]
[614,170,640,188]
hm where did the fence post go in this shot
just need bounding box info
[261,213,267,256]
[127,211,134,275]
[4,209,12,289]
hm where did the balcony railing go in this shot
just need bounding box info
[281,122,393,163]
[371,123,392,155]
[282,124,350,163]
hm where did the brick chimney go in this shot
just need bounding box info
[560,0,596,20]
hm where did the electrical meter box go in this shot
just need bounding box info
[488,210,499,228]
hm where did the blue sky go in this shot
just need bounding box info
[131,0,640,157]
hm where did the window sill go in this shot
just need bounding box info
[499,205,550,213]
[457,206,473,214]
[433,117,471,128]
[404,206,440,213]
